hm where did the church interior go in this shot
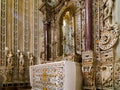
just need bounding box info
[0,0,120,90]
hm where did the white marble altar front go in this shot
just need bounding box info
[30,61,82,90]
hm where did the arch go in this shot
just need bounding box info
[56,1,80,56]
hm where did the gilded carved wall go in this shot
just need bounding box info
[40,0,120,90]
[0,0,43,87]
[1,0,120,89]
[94,0,120,89]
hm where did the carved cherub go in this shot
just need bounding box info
[29,54,34,66]
[19,52,24,66]
[7,51,13,67]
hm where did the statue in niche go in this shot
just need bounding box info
[19,52,24,67]
[29,54,34,66]
[18,52,24,81]
[7,51,13,67]
[62,11,75,56]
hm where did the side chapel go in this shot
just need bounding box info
[0,0,120,90]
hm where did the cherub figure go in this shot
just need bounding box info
[29,54,34,66]
[7,51,13,67]
[19,52,24,66]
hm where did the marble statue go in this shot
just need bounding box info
[7,51,13,67]
[29,54,34,66]
[18,52,25,81]
[19,52,24,66]
[6,51,14,82]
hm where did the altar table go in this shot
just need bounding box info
[30,61,82,90]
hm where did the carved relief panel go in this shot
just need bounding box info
[94,0,120,89]
[99,0,119,50]
[100,49,114,87]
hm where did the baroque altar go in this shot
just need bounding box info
[30,61,82,90]
[38,0,120,90]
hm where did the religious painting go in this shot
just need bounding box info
[60,10,75,56]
